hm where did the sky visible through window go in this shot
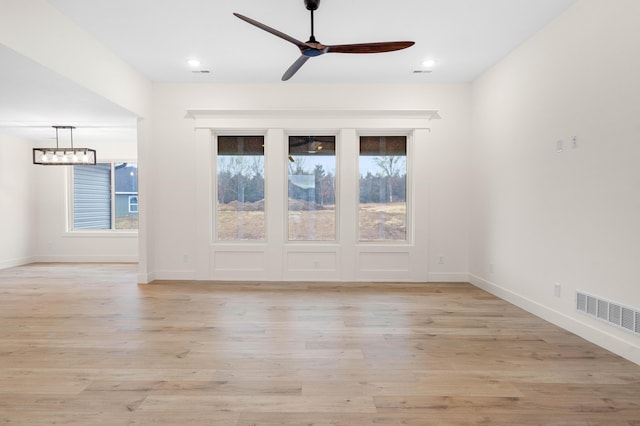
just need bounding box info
[292,156,403,176]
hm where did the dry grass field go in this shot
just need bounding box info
[216,201,406,241]
[288,201,336,241]
[217,211,266,240]
[115,215,138,230]
[359,202,406,241]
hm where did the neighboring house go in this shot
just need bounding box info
[114,163,138,217]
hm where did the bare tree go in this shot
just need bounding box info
[288,155,308,175]
[219,156,253,203]
[373,156,405,203]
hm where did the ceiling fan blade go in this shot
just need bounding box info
[233,13,307,48]
[327,41,415,54]
[282,55,310,81]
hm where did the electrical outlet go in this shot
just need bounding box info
[182,253,189,263]
[554,283,561,298]
[438,255,444,265]
[489,263,494,274]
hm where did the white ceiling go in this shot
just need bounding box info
[48,0,576,83]
[1,0,576,142]
[0,44,138,144]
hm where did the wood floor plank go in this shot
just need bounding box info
[302,380,524,398]
[1,263,640,425]
[138,395,377,414]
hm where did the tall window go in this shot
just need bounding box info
[72,162,138,230]
[288,136,336,241]
[359,136,407,241]
[216,136,265,240]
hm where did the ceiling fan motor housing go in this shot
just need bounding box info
[304,0,320,11]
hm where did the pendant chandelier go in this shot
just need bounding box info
[33,126,97,165]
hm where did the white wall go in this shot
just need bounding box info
[149,83,471,281]
[470,0,640,364]
[0,133,36,268]
[33,138,138,263]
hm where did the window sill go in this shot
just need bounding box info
[64,230,138,238]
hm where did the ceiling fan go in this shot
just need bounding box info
[234,0,415,81]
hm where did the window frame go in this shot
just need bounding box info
[285,132,340,243]
[356,131,412,244]
[67,160,138,235]
[128,195,139,214]
[213,132,267,243]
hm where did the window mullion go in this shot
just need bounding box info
[111,163,116,230]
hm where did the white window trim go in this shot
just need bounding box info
[356,130,413,244]
[212,132,267,243]
[284,130,340,243]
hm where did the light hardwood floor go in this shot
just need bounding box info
[1,263,639,425]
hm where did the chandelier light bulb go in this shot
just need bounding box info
[33,126,97,166]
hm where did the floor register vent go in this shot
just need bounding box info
[576,291,640,336]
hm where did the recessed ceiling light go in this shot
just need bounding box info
[422,59,436,68]
[186,58,201,67]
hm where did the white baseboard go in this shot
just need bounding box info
[468,273,640,366]
[428,272,469,282]
[0,256,37,270]
[146,271,467,283]
[34,255,138,263]
[152,270,197,281]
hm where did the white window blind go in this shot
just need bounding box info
[73,163,112,229]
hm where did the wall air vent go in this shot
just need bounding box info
[576,291,640,336]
